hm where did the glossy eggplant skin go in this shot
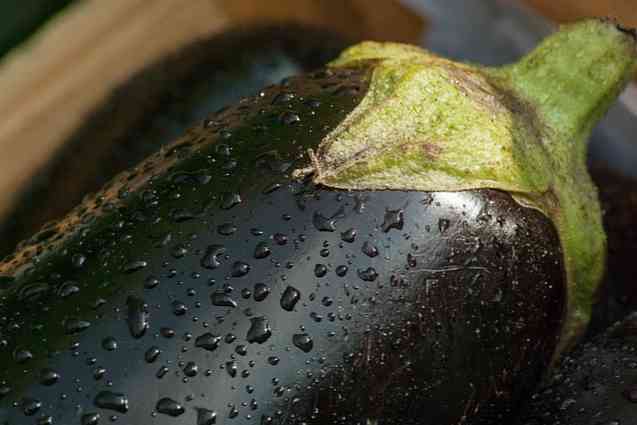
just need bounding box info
[0,65,565,425]
[0,25,348,258]
[516,312,637,425]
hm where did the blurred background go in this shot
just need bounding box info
[0,0,635,261]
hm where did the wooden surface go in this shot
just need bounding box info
[524,0,637,27]
[0,0,424,222]
[0,0,635,225]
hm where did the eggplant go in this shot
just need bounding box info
[0,19,636,425]
[0,25,348,258]
[516,312,637,425]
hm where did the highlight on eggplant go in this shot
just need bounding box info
[0,18,636,425]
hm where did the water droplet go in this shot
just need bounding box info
[0,384,10,398]
[211,291,237,308]
[361,241,378,258]
[335,265,348,277]
[358,267,378,282]
[40,368,60,386]
[272,92,295,105]
[81,412,101,425]
[101,337,118,351]
[280,111,300,125]
[218,223,237,236]
[246,317,272,344]
[253,283,270,301]
[280,286,301,311]
[341,228,356,243]
[438,218,450,234]
[197,408,217,425]
[156,366,169,379]
[273,233,287,245]
[57,280,80,297]
[171,245,188,258]
[13,348,33,364]
[231,261,251,277]
[292,333,313,352]
[160,327,175,338]
[235,345,248,356]
[313,211,336,232]
[64,317,91,334]
[72,253,87,268]
[22,397,42,416]
[254,242,271,259]
[314,264,327,278]
[382,208,404,232]
[123,260,147,274]
[144,276,160,289]
[36,414,53,425]
[183,362,198,377]
[268,356,280,366]
[226,361,238,378]
[321,296,334,307]
[156,397,185,417]
[201,245,225,269]
[195,333,222,351]
[145,346,161,363]
[172,300,188,316]
[94,391,129,413]
[221,193,242,210]
[126,296,149,338]
[93,367,106,380]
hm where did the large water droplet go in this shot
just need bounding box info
[341,228,356,243]
[313,211,336,232]
[226,361,238,378]
[358,267,378,282]
[126,296,149,338]
[280,286,301,311]
[254,242,271,259]
[201,245,225,269]
[101,337,118,351]
[123,260,147,274]
[22,397,42,416]
[361,241,379,258]
[231,261,251,277]
[292,333,313,353]
[211,291,237,308]
[183,361,198,377]
[13,348,33,364]
[156,397,185,417]
[382,208,404,232]
[314,264,327,278]
[253,283,270,302]
[64,317,91,334]
[195,333,222,351]
[221,193,242,210]
[94,391,129,413]
[172,300,188,316]
[197,408,217,425]
[145,346,161,363]
[40,368,60,386]
[246,317,272,344]
[218,222,237,236]
[81,412,101,425]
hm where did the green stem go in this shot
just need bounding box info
[497,19,637,157]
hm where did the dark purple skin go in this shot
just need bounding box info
[0,64,565,424]
[516,312,637,425]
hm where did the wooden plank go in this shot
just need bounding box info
[0,0,424,222]
[524,0,637,27]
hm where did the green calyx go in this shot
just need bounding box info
[297,19,637,354]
